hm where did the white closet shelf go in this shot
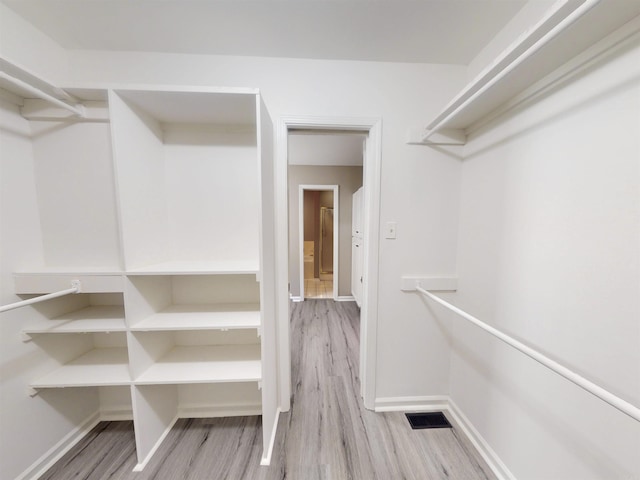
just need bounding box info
[417,0,640,143]
[130,304,260,331]
[23,305,126,335]
[126,260,259,276]
[31,348,131,388]
[135,344,261,385]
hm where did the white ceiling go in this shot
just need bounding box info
[3,0,527,64]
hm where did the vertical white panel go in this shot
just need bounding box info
[257,95,279,464]
[131,384,178,469]
[109,91,168,270]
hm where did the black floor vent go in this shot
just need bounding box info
[405,412,452,430]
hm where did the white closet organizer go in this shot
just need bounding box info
[14,85,278,470]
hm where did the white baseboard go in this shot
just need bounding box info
[260,407,281,466]
[374,395,449,412]
[16,411,101,480]
[100,407,133,421]
[178,403,262,418]
[445,399,515,480]
[290,296,303,302]
[374,395,513,480]
[336,296,356,302]
[133,415,179,472]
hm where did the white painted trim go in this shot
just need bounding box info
[276,115,382,413]
[290,296,304,302]
[15,412,101,480]
[132,415,179,472]
[298,184,339,301]
[178,403,262,418]
[447,399,516,480]
[360,121,382,410]
[374,395,449,412]
[373,395,515,480]
[336,295,356,302]
[260,407,281,466]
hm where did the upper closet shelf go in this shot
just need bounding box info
[410,0,640,145]
[112,87,258,126]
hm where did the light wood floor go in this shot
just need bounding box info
[40,300,496,480]
[304,278,333,299]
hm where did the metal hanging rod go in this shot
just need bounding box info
[0,71,85,117]
[0,280,82,313]
[415,283,640,423]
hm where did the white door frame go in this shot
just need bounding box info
[299,185,339,301]
[276,115,382,411]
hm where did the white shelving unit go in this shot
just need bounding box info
[411,0,640,144]
[11,83,278,470]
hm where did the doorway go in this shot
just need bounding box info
[276,116,382,412]
[299,185,339,300]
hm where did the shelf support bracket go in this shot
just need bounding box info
[26,387,39,398]
[406,128,466,145]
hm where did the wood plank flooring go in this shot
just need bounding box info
[304,278,333,298]
[40,300,496,480]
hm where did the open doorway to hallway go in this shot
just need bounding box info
[300,187,337,299]
[277,116,382,412]
[287,131,364,302]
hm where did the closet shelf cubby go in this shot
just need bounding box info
[134,344,261,385]
[31,347,131,389]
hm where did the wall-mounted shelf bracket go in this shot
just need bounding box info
[26,387,39,398]
[257,381,263,391]
[20,331,32,343]
[406,128,466,146]
[401,276,458,292]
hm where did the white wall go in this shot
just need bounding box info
[0,98,100,480]
[0,3,68,83]
[0,46,467,476]
[288,165,363,298]
[65,50,467,401]
[452,34,640,479]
